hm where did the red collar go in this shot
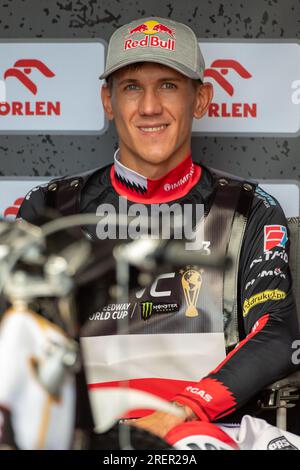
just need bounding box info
[110,151,201,203]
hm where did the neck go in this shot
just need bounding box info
[110,149,201,203]
[117,142,192,179]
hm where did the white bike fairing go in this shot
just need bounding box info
[0,308,76,450]
[166,416,300,450]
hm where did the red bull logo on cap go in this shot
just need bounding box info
[125,20,176,51]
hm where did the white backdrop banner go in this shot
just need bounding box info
[259,181,300,218]
[0,41,106,133]
[194,41,300,136]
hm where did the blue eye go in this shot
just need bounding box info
[161,82,176,89]
[125,84,140,91]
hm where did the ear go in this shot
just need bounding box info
[101,84,114,121]
[193,82,213,119]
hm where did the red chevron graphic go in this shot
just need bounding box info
[4,59,55,95]
[204,59,252,96]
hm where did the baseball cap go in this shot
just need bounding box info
[100,17,205,82]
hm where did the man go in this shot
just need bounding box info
[17,17,299,447]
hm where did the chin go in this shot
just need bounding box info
[139,151,172,166]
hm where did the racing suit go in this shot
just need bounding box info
[16,151,299,428]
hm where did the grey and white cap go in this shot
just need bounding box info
[100,17,205,81]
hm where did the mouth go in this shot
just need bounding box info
[137,124,169,135]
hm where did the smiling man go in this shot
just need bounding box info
[16,17,300,450]
[101,62,212,179]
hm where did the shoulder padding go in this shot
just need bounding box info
[45,164,111,192]
[208,165,258,188]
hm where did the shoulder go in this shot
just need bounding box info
[17,164,112,224]
[200,164,284,217]
[252,186,281,211]
[198,163,257,189]
[17,181,48,223]
[243,185,289,253]
[250,185,287,224]
[197,164,288,233]
[46,163,112,189]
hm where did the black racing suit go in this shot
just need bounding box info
[17,161,300,423]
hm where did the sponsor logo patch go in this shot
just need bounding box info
[164,164,194,192]
[255,187,277,208]
[250,250,288,270]
[140,301,178,321]
[89,303,131,321]
[125,20,176,52]
[245,268,286,290]
[185,386,213,402]
[180,269,203,317]
[243,289,286,317]
[268,436,298,450]
[264,225,288,252]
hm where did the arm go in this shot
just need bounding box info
[17,185,47,224]
[174,191,300,421]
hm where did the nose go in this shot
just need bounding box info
[138,88,163,116]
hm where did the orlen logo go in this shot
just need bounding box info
[204,59,257,119]
[125,20,175,52]
[4,59,55,95]
[0,59,60,117]
[3,197,24,219]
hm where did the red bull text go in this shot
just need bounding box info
[124,35,175,51]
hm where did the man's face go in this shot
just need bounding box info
[101,63,213,172]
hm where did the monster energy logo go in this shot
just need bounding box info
[141,301,153,320]
[140,302,178,321]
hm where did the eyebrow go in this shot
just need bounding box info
[117,77,184,87]
[118,79,139,86]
